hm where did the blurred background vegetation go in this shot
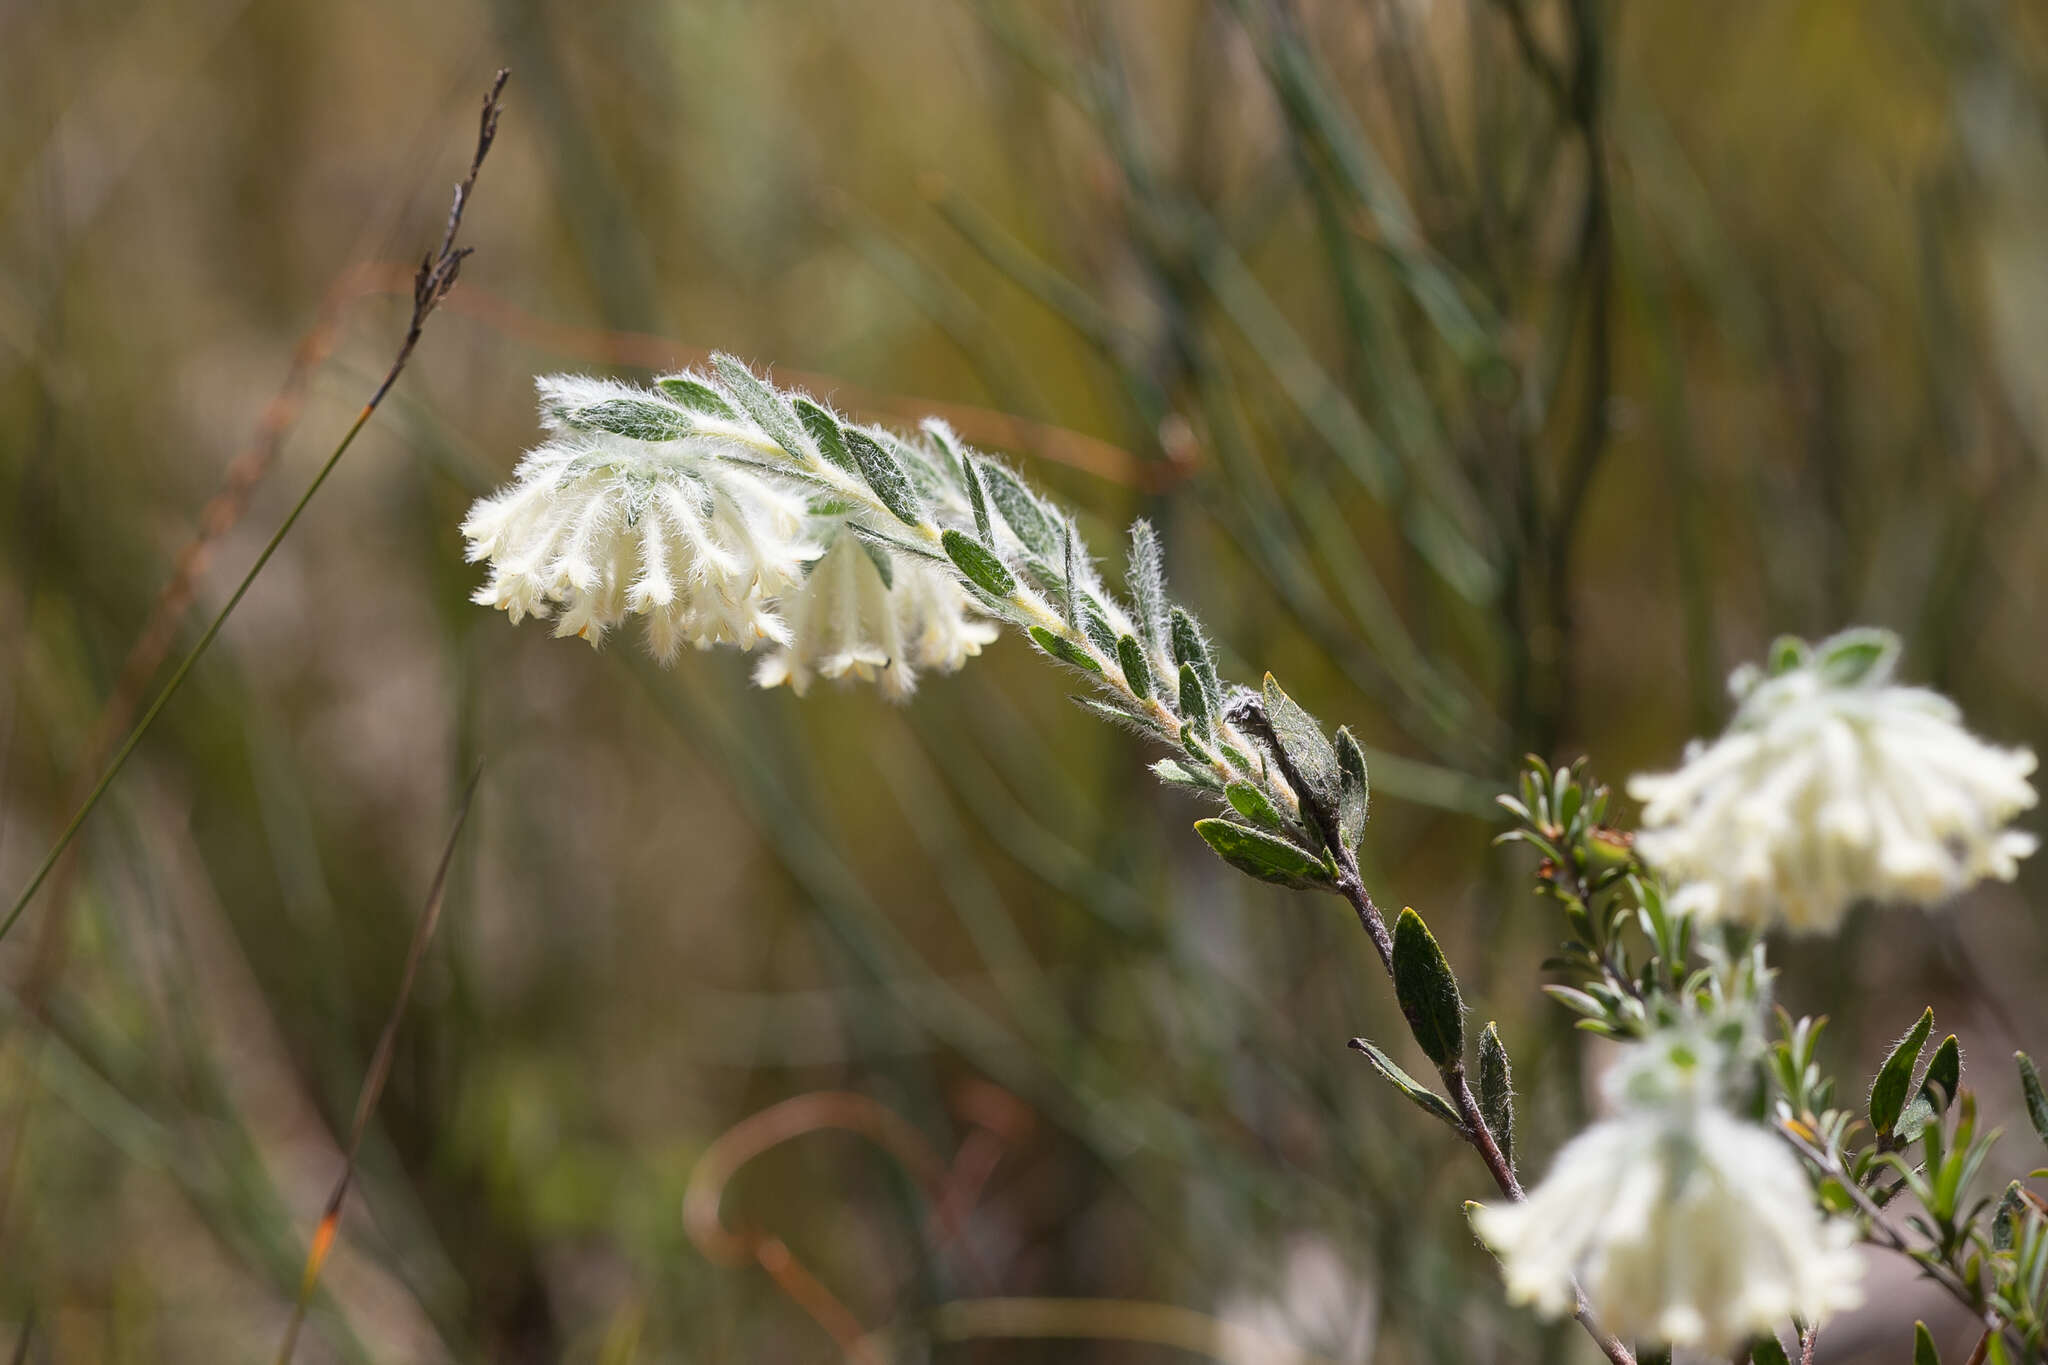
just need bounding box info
[3,0,2046,1360]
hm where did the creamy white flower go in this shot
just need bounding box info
[753,531,998,700]
[1214,1237,1376,1365]
[462,432,814,659]
[1472,1034,1862,1352]
[1628,631,2038,934]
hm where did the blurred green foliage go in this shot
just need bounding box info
[1,0,2045,1360]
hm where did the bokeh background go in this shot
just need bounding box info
[3,0,2046,1360]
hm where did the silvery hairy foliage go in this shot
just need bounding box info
[467,360,2045,1364]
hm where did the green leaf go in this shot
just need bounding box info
[1871,1007,1934,1138]
[1178,663,1211,735]
[1081,606,1119,660]
[1899,1033,1962,1144]
[842,428,923,526]
[1170,608,1222,713]
[1151,758,1219,791]
[1393,907,1464,1069]
[1478,1022,1513,1171]
[1334,726,1370,851]
[1817,627,1900,687]
[1748,1338,1791,1365]
[1225,782,1285,832]
[1913,1320,1941,1365]
[1027,626,1102,675]
[1060,523,1081,629]
[1992,1181,2026,1251]
[2018,1052,2048,1150]
[1261,674,1341,838]
[1347,1037,1460,1126]
[566,397,691,442]
[1192,818,1333,889]
[711,354,811,456]
[1768,635,1812,675]
[1116,635,1153,701]
[655,373,739,421]
[980,462,1060,558]
[792,395,855,472]
[942,529,1015,598]
[961,457,993,544]
[1126,520,1169,657]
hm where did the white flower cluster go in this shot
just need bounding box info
[1472,1026,1863,1353]
[1629,630,2038,934]
[752,531,998,700]
[462,374,998,697]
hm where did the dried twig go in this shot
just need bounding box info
[0,69,509,946]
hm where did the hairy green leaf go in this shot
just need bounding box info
[1871,1007,1934,1138]
[942,529,1015,598]
[1028,625,1102,675]
[1116,634,1153,700]
[1334,726,1370,851]
[842,428,923,525]
[792,395,855,471]
[1192,818,1332,889]
[1393,907,1464,1069]
[1348,1037,1460,1126]
[1171,608,1222,713]
[711,354,812,456]
[655,374,739,420]
[1478,1022,1514,1171]
[1126,520,1169,657]
[2019,1052,2048,1151]
[1225,782,1285,832]
[567,398,691,443]
[981,461,1060,558]
[1178,663,1211,734]
[1262,674,1341,841]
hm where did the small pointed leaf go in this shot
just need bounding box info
[1334,726,1370,851]
[843,428,923,526]
[2018,1052,2048,1151]
[1193,818,1333,889]
[1179,663,1211,734]
[1116,635,1153,700]
[1348,1037,1460,1126]
[1225,782,1285,832]
[1871,1007,1934,1138]
[655,373,739,420]
[568,397,692,442]
[1748,1338,1791,1365]
[1393,907,1465,1069]
[1261,674,1341,842]
[1028,626,1102,675]
[793,395,855,471]
[1913,1321,1941,1365]
[942,529,1015,598]
[712,354,812,457]
[1478,1022,1514,1171]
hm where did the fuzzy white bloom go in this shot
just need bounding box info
[1471,1030,1862,1352]
[753,531,998,700]
[1214,1237,1376,1365]
[1628,630,2038,934]
[462,391,816,658]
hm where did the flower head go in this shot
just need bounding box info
[462,378,817,659]
[1628,629,2037,934]
[1471,1028,1862,1352]
[752,530,998,700]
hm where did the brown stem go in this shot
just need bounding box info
[1332,849,1633,1365]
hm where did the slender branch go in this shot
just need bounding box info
[0,70,509,945]
[1325,844,1632,1364]
[1775,1120,2042,1363]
